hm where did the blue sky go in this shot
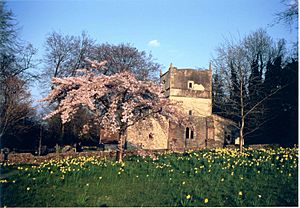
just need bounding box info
[7,0,297,72]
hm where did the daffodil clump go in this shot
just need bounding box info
[0,146,298,207]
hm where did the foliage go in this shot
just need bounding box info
[41,33,160,90]
[41,59,186,161]
[0,2,37,147]
[91,43,160,80]
[212,29,291,148]
[40,32,161,147]
[0,146,298,206]
[262,59,298,145]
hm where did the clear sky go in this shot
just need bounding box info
[6,0,297,70]
[5,0,298,103]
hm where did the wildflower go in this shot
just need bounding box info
[231,172,234,176]
[86,183,89,186]
[204,198,209,203]
[238,191,243,196]
[186,194,191,199]
[26,187,30,191]
[221,178,224,182]
[258,195,262,198]
[182,181,186,185]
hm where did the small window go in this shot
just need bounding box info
[188,81,194,89]
[185,127,190,139]
[149,133,154,139]
[189,110,192,116]
[190,130,194,139]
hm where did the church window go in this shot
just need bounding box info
[185,127,194,139]
[185,127,190,139]
[188,81,194,89]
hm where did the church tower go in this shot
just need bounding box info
[160,64,215,149]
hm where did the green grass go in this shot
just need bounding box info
[0,146,298,207]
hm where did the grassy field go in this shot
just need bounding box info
[0,146,298,207]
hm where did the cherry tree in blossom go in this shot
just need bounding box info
[41,59,187,162]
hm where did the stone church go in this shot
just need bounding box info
[124,64,233,150]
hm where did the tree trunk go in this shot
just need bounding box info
[239,74,244,153]
[38,125,43,156]
[240,116,244,152]
[116,132,125,162]
[99,128,101,144]
[0,132,3,146]
[60,124,64,145]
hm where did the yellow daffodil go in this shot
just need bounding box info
[204,198,209,203]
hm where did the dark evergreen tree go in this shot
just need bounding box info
[228,61,240,123]
[212,73,225,114]
[261,56,298,145]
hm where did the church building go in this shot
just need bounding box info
[125,64,233,150]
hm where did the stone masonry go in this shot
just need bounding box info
[126,64,234,150]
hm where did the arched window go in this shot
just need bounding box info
[185,127,194,139]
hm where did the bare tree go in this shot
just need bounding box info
[0,1,37,148]
[41,31,95,89]
[0,76,35,145]
[213,29,286,152]
[0,2,37,81]
[275,0,298,29]
[91,43,160,81]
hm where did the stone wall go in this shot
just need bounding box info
[127,116,169,150]
[168,116,209,150]
[212,114,235,146]
[169,96,212,116]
